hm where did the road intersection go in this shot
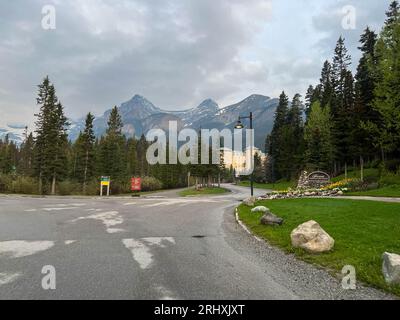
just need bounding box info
[0,185,393,299]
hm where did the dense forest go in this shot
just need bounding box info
[266,1,400,183]
[1,2,399,195]
[0,80,235,195]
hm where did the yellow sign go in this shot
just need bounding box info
[101,181,110,186]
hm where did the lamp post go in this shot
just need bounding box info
[234,112,254,197]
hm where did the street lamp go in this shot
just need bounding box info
[234,112,254,197]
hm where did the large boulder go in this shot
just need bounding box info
[260,213,284,226]
[243,197,256,207]
[291,220,334,253]
[382,252,400,285]
[251,206,269,213]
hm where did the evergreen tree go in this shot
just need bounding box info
[19,130,34,176]
[304,101,334,171]
[33,77,69,194]
[73,113,96,191]
[99,106,126,182]
[268,91,290,180]
[319,60,334,108]
[371,1,400,159]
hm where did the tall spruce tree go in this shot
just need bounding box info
[268,91,290,180]
[34,77,69,194]
[304,101,334,171]
[371,1,400,160]
[354,27,379,170]
[99,106,126,182]
[73,113,96,192]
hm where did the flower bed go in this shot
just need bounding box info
[259,179,355,200]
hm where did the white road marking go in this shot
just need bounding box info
[0,272,22,286]
[71,211,123,234]
[156,285,179,300]
[43,207,77,212]
[0,241,54,258]
[143,237,175,248]
[123,202,137,206]
[64,240,77,245]
[24,209,37,212]
[107,228,125,234]
[122,237,176,270]
[122,239,153,269]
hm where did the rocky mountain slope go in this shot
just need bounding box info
[70,94,279,149]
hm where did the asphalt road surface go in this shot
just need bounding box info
[0,184,394,300]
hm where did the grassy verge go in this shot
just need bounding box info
[238,180,295,191]
[237,198,400,296]
[179,187,230,197]
[346,185,400,198]
[331,168,379,182]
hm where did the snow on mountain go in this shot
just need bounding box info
[70,94,278,148]
[3,94,279,149]
[0,123,27,145]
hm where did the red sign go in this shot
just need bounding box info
[131,177,142,191]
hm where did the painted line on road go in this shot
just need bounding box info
[0,241,55,258]
[0,272,22,287]
[70,211,124,234]
[122,237,176,270]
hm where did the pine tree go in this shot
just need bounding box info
[73,113,96,192]
[283,94,305,179]
[371,1,400,160]
[354,27,379,170]
[19,130,34,176]
[268,91,290,180]
[33,77,69,194]
[319,60,334,108]
[330,37,354,173]
[99,106,126,182]
[304,101,334,171]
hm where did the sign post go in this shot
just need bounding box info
[131,177,142,197]
[100,176,111,197]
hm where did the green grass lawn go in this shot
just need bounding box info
[346,185,400,198]
[238,180,295,191]
[331,168,380,182]
[179,187,230,197]
[238,198,400,296]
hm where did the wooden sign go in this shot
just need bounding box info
[308,171,330,186]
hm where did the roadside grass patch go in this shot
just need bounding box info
[179,187,229,197]
[346,185,400,198]
[237,198,400,296]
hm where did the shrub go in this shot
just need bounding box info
[380,172,400,187]
[141,176,163,192]
[84,180,100,196]
[11,176,38,194]
[57,180,82,196]
[0,174,38,194]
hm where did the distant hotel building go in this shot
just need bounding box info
[221,147,268,176]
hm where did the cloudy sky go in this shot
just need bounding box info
[0,0,391,127]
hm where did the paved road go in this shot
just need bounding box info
[0,185,394,300]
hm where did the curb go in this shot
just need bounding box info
[235,207,263,243]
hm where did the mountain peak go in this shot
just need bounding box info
[197,99,219,111]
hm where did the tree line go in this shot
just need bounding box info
[0,77,232,194]
[266,1,400,182]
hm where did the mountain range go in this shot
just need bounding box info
[70,94,279,149]
[1,94,279,149]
